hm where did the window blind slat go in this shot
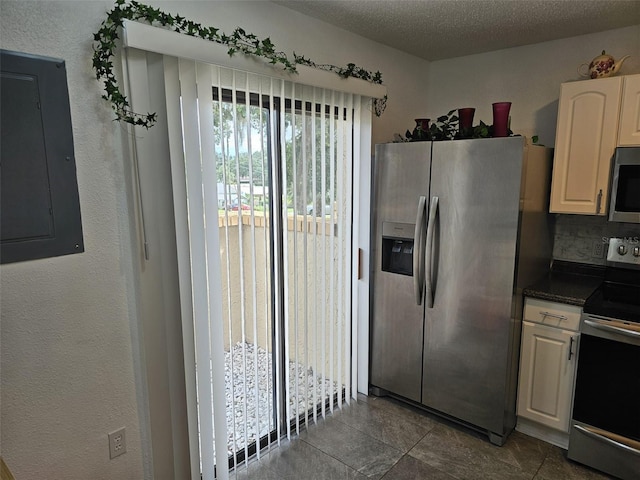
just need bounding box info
[318,86,327,420]
[244,73,261,462]
[281,80,293,441]
[351,96,363,400]
[162,54,201,480]
[328,89,337,413]
[178,58,219,480]
[305,87,324,427]
[344,92,354,406]
[272,78,285,448]
[195,62,230,480]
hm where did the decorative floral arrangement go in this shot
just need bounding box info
[398,109,512,142]
[92,0,387,128]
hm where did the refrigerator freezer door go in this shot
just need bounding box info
[370,142,431,402]
[422,137,524,436]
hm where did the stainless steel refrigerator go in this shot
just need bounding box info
[369,136,553,445]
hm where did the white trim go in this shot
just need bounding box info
[351,96,360,401]
[355,97,372,396]
[516,417,570,449]
[122,19,387,99]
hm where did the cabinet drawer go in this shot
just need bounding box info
[524,298,581,331]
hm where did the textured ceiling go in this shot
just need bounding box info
[274,0,640,61]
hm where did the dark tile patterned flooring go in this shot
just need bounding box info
[234,394,616,479]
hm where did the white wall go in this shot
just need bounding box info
[0,1,147,479]
[0,1,431,479]
[426,25,640,147]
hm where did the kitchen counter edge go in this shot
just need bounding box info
[523,261,604,307]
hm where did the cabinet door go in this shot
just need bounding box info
[550,77,622,214]
[618,74,640,146]
[517,321,577,432]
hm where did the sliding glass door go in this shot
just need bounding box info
[159,58,360,478]
[214,88,275,464]
[212,78,353,469]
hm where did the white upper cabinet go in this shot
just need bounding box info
[618,74,640,146]
[550,77,622,215]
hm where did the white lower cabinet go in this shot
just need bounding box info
[517,321,577,430]
[516,298,581,447]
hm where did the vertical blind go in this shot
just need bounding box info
[159,57,364,479]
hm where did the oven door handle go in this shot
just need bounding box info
[574,425,640,457]
[584,319,640,339]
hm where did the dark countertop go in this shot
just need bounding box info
[523,261,604,307]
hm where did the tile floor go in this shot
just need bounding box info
[234,393,615,480]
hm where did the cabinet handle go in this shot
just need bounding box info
[568,336,575,360]
[596,189,603,214]
[540,311,567,321]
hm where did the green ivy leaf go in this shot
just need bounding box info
[92,0,387,128]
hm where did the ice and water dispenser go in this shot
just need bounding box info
[380,222,415,276]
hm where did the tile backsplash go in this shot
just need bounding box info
[553,215,640,266]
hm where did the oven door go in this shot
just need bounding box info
[568,314,640,480]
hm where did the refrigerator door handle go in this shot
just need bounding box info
[413,196,427,305]
[425,196,439,309]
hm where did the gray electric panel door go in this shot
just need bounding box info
[370,142,431,402]
[422,137,523,435]
[1,49,83,263]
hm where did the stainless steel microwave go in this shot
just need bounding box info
[609,147,640,223]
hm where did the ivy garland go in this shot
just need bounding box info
[93,0,387,128]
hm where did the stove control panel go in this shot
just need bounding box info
[607,237,640,268]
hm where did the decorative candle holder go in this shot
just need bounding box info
[411,118,431,141]
[492,102,511,137]
[458,108,475,138]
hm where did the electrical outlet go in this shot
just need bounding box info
[108,428,126,459]
[592,240,604,258]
